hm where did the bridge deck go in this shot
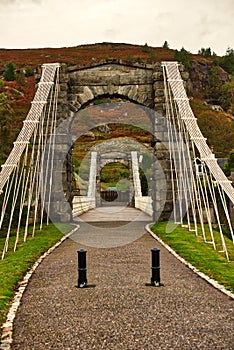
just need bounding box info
[74,205,152,222]
[12,208,233,349]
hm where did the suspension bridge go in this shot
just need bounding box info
[0,61,233,260]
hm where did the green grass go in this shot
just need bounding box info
[151,222,234,293]
[101,181,130,191]
[0,223,74,326]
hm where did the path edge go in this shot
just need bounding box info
[0,224,79,350]
[145,223,234,300]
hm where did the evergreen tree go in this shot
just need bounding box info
[198,47,212,57]
[219,47,234,75]
[174,47,192,72]
[205,66,222,101]
[220,76,234,112]
[162,41,169,49]
[223,149,234,176]
[0,93,13,163]
[3,62,16,81]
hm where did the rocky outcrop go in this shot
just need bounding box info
[189,59,229,97]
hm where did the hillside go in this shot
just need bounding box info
[0,42,233,161]
[0,43,175,71]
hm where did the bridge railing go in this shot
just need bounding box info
[135,196,153,216]
[72,196,96,217]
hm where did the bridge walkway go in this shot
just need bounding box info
[12,207,233,349]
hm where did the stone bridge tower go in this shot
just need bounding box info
[36,59,189,221]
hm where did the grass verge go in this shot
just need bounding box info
[151,222,234,293]
[0,223,74,326]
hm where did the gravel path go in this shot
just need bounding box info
[12,211,234,349]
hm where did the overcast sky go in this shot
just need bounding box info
[0,0,233,55]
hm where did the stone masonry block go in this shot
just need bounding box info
[154,96,165,104]
[91,86,105,96]
[84,86,94,100]
[154,88,164,97]
[152,71,164,80]
[153,81,164,90]
[128,85,138,100]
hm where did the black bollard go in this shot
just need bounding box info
[77,249,87,288]
[151,247,163,287]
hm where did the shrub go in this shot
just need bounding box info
[149,50,156,62]
[25,67,34,77]
[231,104,234,116]
[126,54,133,63]
[0,92,7,101]
[135,57,143,63]
[141,43,151,53]
[16,71,25,86]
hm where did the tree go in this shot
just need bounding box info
[198,47,212,58]
[223,149,234,176]
[205,66,222,101]
[0,93,13,163]
[219,47,234,75]
[3,62,16,81]
[162,41,169,49]
[220,76,234,112]
[174,47,192,72]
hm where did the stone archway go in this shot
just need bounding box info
[42,59,189,221]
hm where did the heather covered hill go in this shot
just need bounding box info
[0,43,234,160]
[0,43,175,72]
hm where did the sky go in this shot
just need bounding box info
[0,0,233,55]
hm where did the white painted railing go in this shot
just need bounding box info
[131,151,142,197]
[88,152,97,198]
[72,196,95,217]
[135,196,153,216]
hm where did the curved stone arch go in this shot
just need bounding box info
[99,155,130,170]
[92,137,152,155]
[71,88,152,113]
